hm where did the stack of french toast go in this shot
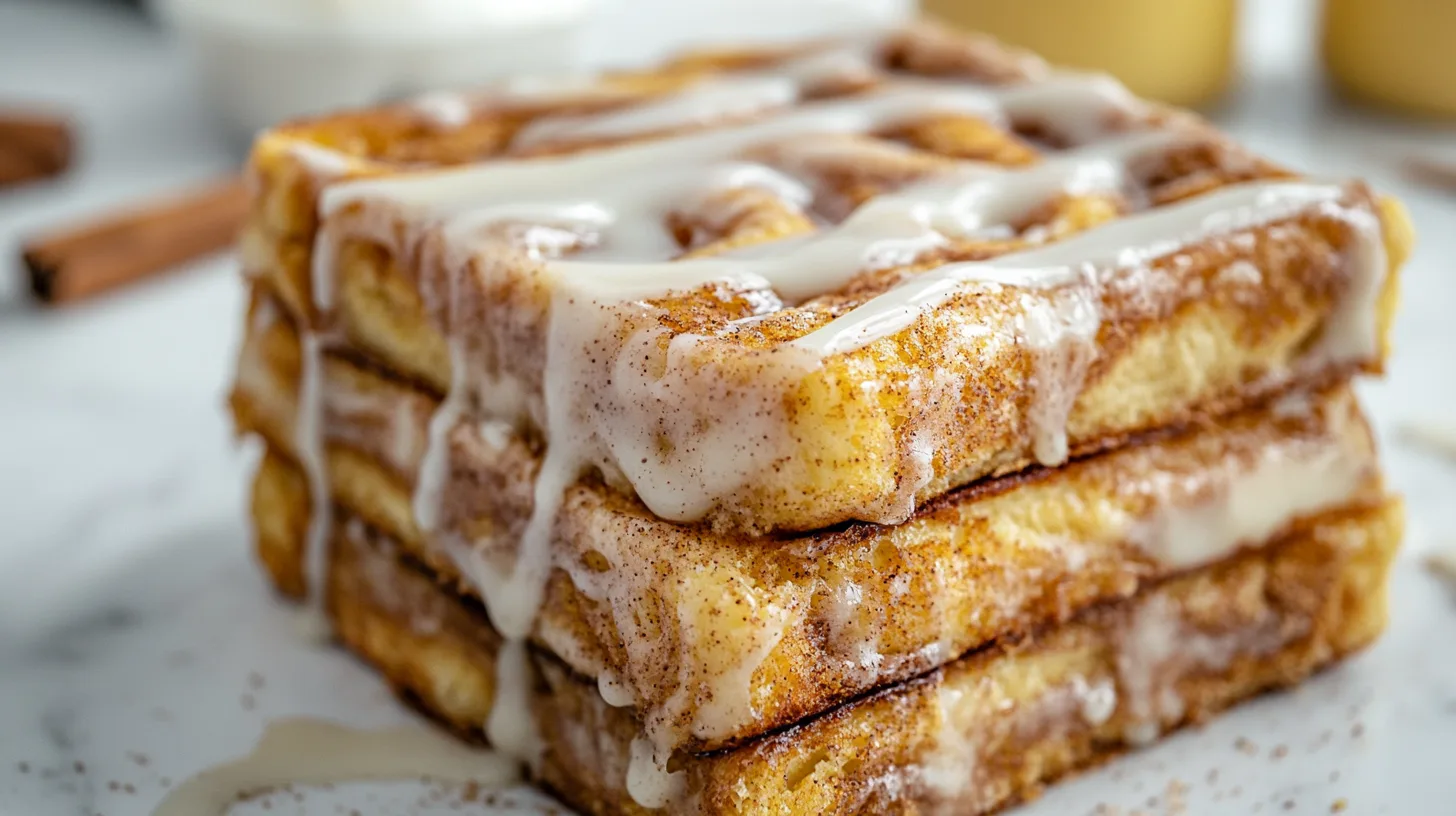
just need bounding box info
[230,22,1410,815]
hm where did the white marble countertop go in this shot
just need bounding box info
[1,1,1454,814]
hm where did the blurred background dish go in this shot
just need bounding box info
[1323,0,1456,118]
[587,0,913,66]
[918,0,1237,107]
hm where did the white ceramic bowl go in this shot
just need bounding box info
[153,0,596,138]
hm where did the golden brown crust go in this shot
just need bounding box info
[323,497,1400,815]
[240,300,1387,753]
[301,192,1406,538]
[239,21,1414,535]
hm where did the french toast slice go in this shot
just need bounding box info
[236,295,1387,755]
[230,23,1410,812]
[240,24,1412,535]
[310,497,1401,815]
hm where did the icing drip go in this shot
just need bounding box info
[916,587,1296,804]
[295,331,332,633]
[597,669,636,708]
[487,640,545,767]
[289,143,353,179]
[413,340,469,534]
[516,76,802,149]
[291,142,362,622]
[292,46,1392,810]
[1070,675,1118,726]
[1017,280,1101,465]
[151,719,519,816]
[1128,420,1371,569]
[541,308,816,524]
[294,348,1375,786]
[627,736,685,809]
[554,487,807,762]
[513,43,883,151]
[795,180,1362,356]
[557,130,1176,307]
[1308,202,1387,362]
[320,78,1132,219]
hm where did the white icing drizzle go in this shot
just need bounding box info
[151,719,519,816]
[232,301,282,415]
[295,332,332,627]
[487,639,545,768]
[295,335,1374,805]
[775,43,882,87]
[414,341,469,534]
[627,735,686,809]
[412,90,475,128]
[540,181,1368,540]
[1128,420,1370,569]
[796,180,1365,356]
[558,129,1176,305]
[597,669,636,708]
[516,76,801,149]
[1070,675,1118,726]
[552,485,808,767]
[290,50,1393,811]
[1309,203,1386,362]
[319,78,1131,220]
[513,44,883,151]
[289,142,354,179]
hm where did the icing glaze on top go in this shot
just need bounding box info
[282,29,1391,809]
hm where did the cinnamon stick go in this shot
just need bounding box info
[0,113,73,187]
[1403,154,1456,193]
[22,176,248,305]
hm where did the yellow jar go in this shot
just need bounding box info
[918,0,1237,108]
[1324,0,1456,118]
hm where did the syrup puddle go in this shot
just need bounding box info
[152,718,520,815]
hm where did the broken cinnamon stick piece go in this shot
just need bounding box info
[22,176,248,305]
[0,113,74,187]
